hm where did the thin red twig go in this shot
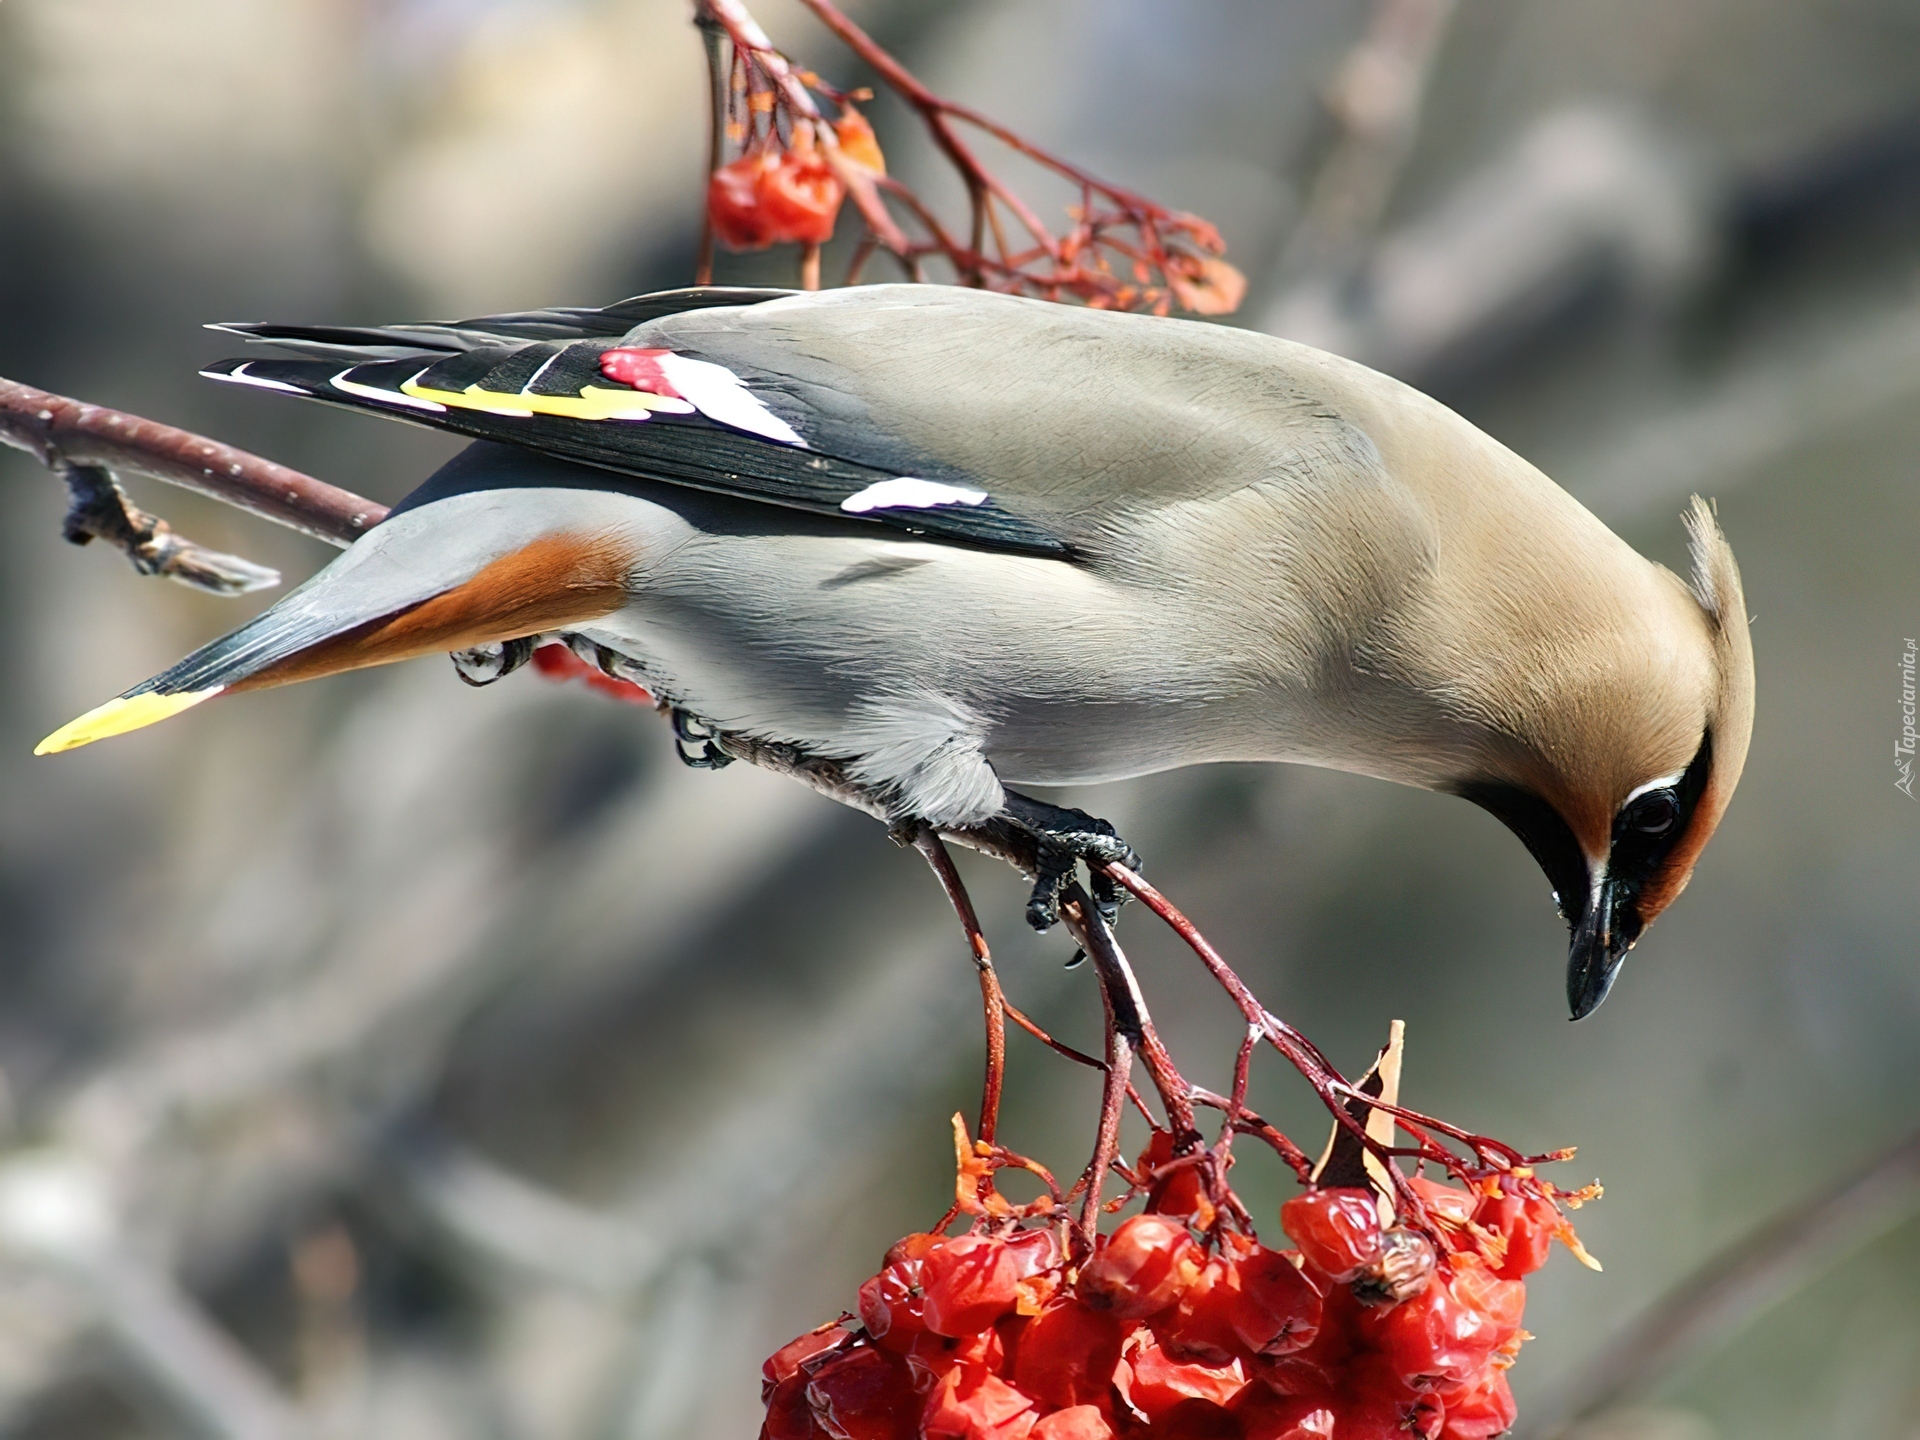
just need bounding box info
[913,832,1006,1148]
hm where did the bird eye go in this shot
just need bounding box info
[1628,791,1679,835]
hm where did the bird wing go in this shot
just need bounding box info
[205,284,1375,561]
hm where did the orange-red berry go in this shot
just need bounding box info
[1280,1189,1383,1283]
[1077,1214,1198,1320]
[920,1366,1038,1440]
[1013,1298,1125,1409]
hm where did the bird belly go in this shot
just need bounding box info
[570,521,1274,824]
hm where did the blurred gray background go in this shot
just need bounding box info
[1,2,1918,1438]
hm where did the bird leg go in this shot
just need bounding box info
[999,790,1141,932]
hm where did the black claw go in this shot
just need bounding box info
[670,708,733,769]
[1002,790,1142,933]
[1024,840,1078,931]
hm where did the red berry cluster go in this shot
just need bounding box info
[760,1143,1587,1440]
[708,112,885,252]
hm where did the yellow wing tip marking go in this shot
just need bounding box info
[34,689,220,755]
[399,380,691,423]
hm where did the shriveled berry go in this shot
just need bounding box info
[1353,1226,1437,1307]
[1280,1189,1383,1282]
[920,1366,1038,1440]
[922,1231,1056,1337]
[764,1326,853,1395]
[1077,1214,1199,1319]
[1436,1366,1517,1439]
[763,1373,823,1440]
[1116,1333,1246,1422]
[805,1347,915,1440]
[899,1327,1006,1392]
[1013,1299,1124,1409]
[1158,1250,1244,1365]
[859,1262,928,1351]
[1231,1244,1323,1357]
[1368,1257,1524,1389]
[1029,1405,1113,1440]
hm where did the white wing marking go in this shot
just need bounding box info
[200,363,311,397]
[332,368,449,413]
[840,477,990,514]
[654,353,805,446]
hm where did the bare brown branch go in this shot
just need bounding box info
[1,375,387,548]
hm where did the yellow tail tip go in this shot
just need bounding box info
[34,689,220,755]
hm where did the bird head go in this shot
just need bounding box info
[35,479,644,757]
[1455,498,1754,1020]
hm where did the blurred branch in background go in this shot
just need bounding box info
[1271,0,1458,294]
[1528,1126,1920,1438]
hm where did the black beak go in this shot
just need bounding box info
[1566,875,1640,1020]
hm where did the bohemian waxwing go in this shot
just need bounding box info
[38,285,1754,1018]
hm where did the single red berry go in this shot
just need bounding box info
[1013,1298,1125,1409]
[1077,1214,1199,1319]
[1280,1189,1384,1282]
[1248,1283,1356,1403]
[859,1261,929,1352]
[1158,1249,1245,1365]
[1229,1385,1338,1440]
[1115,1333,1247,1423]
[1029,1405,1113,1440]
[1231,1244,1323,1358]
[1473,1186,1560,1279]
[707,152,783,250]
[920,1365,1039,1440]
[922,1231,1056,1338]
[805,1347,915,1440]
[763,1326,852,1396]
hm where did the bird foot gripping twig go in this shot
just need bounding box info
[999,790,1141,933]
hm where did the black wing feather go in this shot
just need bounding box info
[201,350,1069,558]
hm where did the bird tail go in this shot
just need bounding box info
[36,495,637,755]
